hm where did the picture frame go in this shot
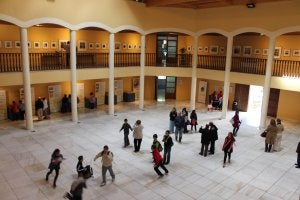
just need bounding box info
[138,44,141,49]
[263,49,269,55]
[220,46,225,54]
[78,40,87,51]
[243,46,252,56]
[254,48,261,55]
[132,78,140,90]
[89,43,94,49]
[28,41,31,48]
[15,41,21,48]
[4,41,12,48]
[95,43,101,49]
[283,49,290,57]
[198,46,203,52]
[115,42,121,51]
[187,46,191,52]
[209,45,219,54]
[51,41,57,49]
[233,46,241,56]
[59,40,68,51]
[34,42,40,49]
[133,44,137,49]
[128,44,132,49]
[292,49,300,57]
[102,43,107,49]
[122,43,127,50]
[204,46,209,53]
[42,42,48,49]
[274,47,281,59]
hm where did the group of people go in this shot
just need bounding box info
[263,118,284,152]
[208,91,223,111]
[10,100,25,121]
[61,94,79,113]
[198,122,219,157]
[35,97,50,120]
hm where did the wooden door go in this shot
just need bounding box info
[267,88,280,118]
[165,76,176,99]
[234,84,250,112]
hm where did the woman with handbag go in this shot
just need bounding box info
[222,132,236,168]
[46,149,64,188]
[231,111,241,136]
[190,110,198,132]
[264,119,278,152]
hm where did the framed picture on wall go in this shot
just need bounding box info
[28,41,31,48]
[89,43,94,49]
[243,46,252,56]
[59,40,68,51]
[115,42,121,51]
[220,46,225,54]
[209,45,219,54]
[122,43,127,49]
[34,42,40,49]
[102,43,107,49]
[283,49,290,57]
[274,47,281,58]
[198,46,203,52]
[78,40,87,51]
[132,78,139,90]
[15,41,21,48]
[292,49,300,57]
[204,46,209,53]
[233,46,241,56]
[263,49,268,55]
[187,46,191,52]
[128,44,132,49]
[95,43,101,49]
[42,42,48,49]
[133,44,137,49]
[4,41,12,48]
[51,41,57,49]
[254,48,261,55]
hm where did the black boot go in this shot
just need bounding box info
[179,137,182,143]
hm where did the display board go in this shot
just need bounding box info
[48,85,62,112]
[95,82,105,105]
[198,81,207,103]
[0,90,7,120]
[77,83,84,108]
[114,80,123,102]
[132,78,140,100]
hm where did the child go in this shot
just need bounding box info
[76,156,93,179]
[119,118,133,147]
[152,134,163,152]
[151,145,168,177]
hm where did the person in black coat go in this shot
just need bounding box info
[76,156,93,179]
[296,141,300,168]
[208,122,218,154]
[174,112,185,143]
[46,149,64,188]
[119,118,133,147]
[162,130,174,165]
[199,124,211,157]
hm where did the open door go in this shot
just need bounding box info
[267,88,280,118]
[234,84,250,112]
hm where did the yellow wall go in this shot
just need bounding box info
[144,76,155,100]
[176,77,191,101]
[277,90,300,122]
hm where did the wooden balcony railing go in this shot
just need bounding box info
[0,52,299,77]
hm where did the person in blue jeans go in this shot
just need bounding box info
[174,112,185,143]
[169,107,177,133]
[162,130,173,164]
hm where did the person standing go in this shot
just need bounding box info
[208,122,218,155]
[119,118,133,147]
[133,120,143,152]
[190,110,198,132]
[182,108,189,133]
[169,107,177,133]
[264,119,278,152]
[35,97,44,120]
[174,112,185,143]
[94,145,115,187]
[231,110,241,136]
[43,97,50,119]
[11,101,19,121]
[151,145,168,177]
[18,100,25,120]
[222,132,235,168]
[89,92,96,109]
[274,118,284,151]
[296,141,300,168]
[162,130,173,165]
[199,124,211,157]
[46,148,64,188]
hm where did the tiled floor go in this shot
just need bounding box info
[0,100,299,200]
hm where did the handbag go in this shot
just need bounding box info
[229,118,234,124]
[260,131,267,138]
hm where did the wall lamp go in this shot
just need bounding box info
[246,3,256,8]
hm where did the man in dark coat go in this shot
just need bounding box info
[199,124,211,157]
[174,112,185,143]
[208,122,218,155]
[296,141,300,168]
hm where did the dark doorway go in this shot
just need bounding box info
[267,88,280,118]
[165,76,176,99]
[234,84,250,112]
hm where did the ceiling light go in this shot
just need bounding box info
[246,3,255,8]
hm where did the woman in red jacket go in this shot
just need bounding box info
[222,132,236,168]
[151,145,168,177]
[232,111,241,136]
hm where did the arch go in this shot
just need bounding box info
[145,28,195,36]
[273,26,300,37]
[23,18,72,29]
[231,27,272,38]
[113,25,145,35]
[73,22,113,32]
[196,28,230,37]
[0,14,23,27]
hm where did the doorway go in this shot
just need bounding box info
[156,34,178,66]
[155,76,177,101]
[248,85,263,112]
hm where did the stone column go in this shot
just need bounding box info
[139,35,145,110]
[108,33,115,115]
[190,35,198,110]
[20,28,33,130]
[70,30,78,122]
[221,35,233,119]
[259,36,276,129]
